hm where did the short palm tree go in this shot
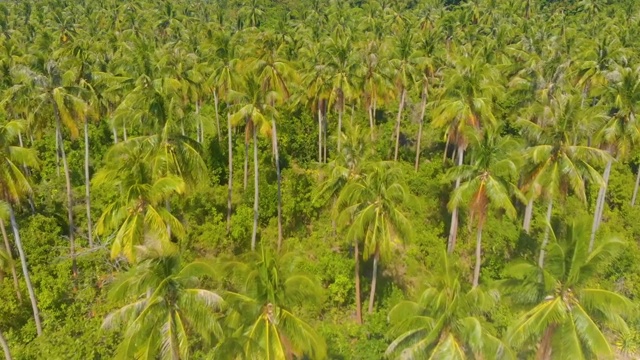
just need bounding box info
[103,251,224,359]
[0,120,41,336]
[214,248,327,359]
[386,252,510,359]
[448,133,522,288]
[336,161,412,314]
[93,141,185,262]
[504,219,632,359]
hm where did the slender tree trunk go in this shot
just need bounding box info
[54,110,76,277]
[354,238,362,324]
[0,328,12,360]
[523,199,534,233]
[368,103,374,140]
[393,87,406,161]
[196,100,203,144]
[243,125,249,191]
[367,247,380,314]
[112,126,118,144]
[8,205,42,336]
[251,125,259,251]
[318,106,323,163]
[442,133,451,163]
[16,133,35,214]
[227,113,233,234]
[165,199,172,238]
[55,127,60,177]
[589,159,612,252]
[632,166,640,207]
[84,116,93,247]
[536,325,556,360]
[538,199,554,268]
[337,100,343,153]
[122,122,127,141]
[272,119,283,252]
[323,114,328,162]
[213,91,222,144]
[472,225,483,288]
[447,145,464,253]
[0,219,21,302]
[414,83,427,171]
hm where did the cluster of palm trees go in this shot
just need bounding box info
[0,0,639,358]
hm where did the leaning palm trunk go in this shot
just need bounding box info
[472,225,483,288]
[589,159,612,252]
[213,91,222,144]
[447,145,464,253]
[318,106,323,162]
[54,109,76,277]
[227,113,233,234]
[368,246,380,314]
[393,87,406,161]
[272,119,283,252]
[414,83,427,171]
[111,126,118,144]
[8,205,42,336]
[84,116,93,247]
[0,328,12,360]
[337,98,344,152]
[523,198,534,233]
[354,238,362,324]
[632,167,640,207]
[243,124,249,191]
[251,125,259,252]
[17,133,35,214]
[0,218,21,301]
[538,199,554,268]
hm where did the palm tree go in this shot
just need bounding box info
[432,52,502,254]
[386,251,510,359]
[0,201,20,301]
[0,120,41,336]
[214,248,327,359]
[229,74,276,252]
[518,93,609,267]
[0,322,11,360]
[504,219,632,359]
[93,141,186,263]
[448,133,522,288]
[103,251,224,359]
[336,161,411,314]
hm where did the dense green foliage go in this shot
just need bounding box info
[2,0,640,359]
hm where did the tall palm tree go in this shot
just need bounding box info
[432,52,503,254]
[214,248,327,359]
[386,251,510,359]
[229,74,276,252]
[504,219,632,359]
[0,120,41,336]
[103,251,224,359]
[448,133,522,288]
[336,161,411,314]
[0,325,11,360]
[0,201,20,301]
[93,141,186,263]
[518,93,609,267]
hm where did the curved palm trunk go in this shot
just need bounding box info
[0,219,21,302]
[367,246,380,314]
[523,199,534,233]
[538,199,554,268]
[589,159,612,252]
[414,83,427,171]
[54,111,76,277]
[0,328,12,360]
[318,106,323,163]
[251,125,259,252]
[84,116,93,247]
[393,87,406,161]
[447,145,464,253]
[354,238,362,324]
[632,167,640,207]
[472,225,483,288]
[8,205,42,336]
[227,113,233,234]
[272,119,283,252]
[213,91,221,144]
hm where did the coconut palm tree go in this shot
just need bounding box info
[0,120,41,336]
[103,251,224,359]
[386,251,510,359]
[504,219,632,359]
[448,133,522,288]
[336,161,412,314]
[214,248,327,359]
[0,201,20,301]
[518,92,610,267]
[93,141,186,263]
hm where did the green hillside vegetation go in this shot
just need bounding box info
[2,0,640,358]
